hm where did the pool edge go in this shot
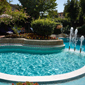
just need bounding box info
[0,66,85,83]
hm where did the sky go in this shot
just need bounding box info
[10,0,67,12]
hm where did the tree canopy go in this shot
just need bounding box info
[64,0,85,26]
[80,0,85,14]
[48,10,58,18]
[0,0,11,15]
[79,0,85,24]
[64,0,79,27]
[19,0,57,19]
[0,0,29,27]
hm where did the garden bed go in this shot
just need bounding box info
[5,33,57,40]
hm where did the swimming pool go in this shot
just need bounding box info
[0,38,85,85]
[0,38,85,76]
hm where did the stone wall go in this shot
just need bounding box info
[0,38,64,46]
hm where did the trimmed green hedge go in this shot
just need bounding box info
[31,19,56,36]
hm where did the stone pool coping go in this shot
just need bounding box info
[0,66,85,82]
[0,38,64,46]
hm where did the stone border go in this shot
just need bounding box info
[0,66,85,83]
[0,38,64,46]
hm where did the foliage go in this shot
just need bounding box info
[12,27,19,35]
[19,0,57,19]
[54,18,70,27]
[79,0,85,24]
[47,10,58,18]
[22,33,56,40]
[77,24,85,35]
[53,23,62,34]
[0,17,12,25]
[64,0,85,27]
[5,33,57,39]
[64,0,79,26]
[0,0,30,27]
[31,18,56,36]
[0,0,11,15]
[63,25,71,34]
[80,0,85,14]
[51,18,72,34]
[0,6,29,27]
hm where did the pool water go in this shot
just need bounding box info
[0,38,85,76]
[61,38,85,51]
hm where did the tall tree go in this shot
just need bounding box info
[64,0,79,27]
[79,0,85,24]
[18,0,57,19]
[80,0,85,14]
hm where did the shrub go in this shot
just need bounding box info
[31,19,56,36]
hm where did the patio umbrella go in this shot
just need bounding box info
[0,14,12,19]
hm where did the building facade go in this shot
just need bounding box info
[58,12,64,18]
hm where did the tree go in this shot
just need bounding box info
[0,0,29,27]
[64,0,79,27]
[19,0,57,19]
[48,10,58,18]
[0,0,11,14]
[80,0,85,14]
[79,0,85,24]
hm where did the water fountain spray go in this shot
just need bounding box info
[69,27,73,50]
[80,36,84,53]
[74,29,78,51]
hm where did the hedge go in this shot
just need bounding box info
[31,19,57,36]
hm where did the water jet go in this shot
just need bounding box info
[80,36,84,53]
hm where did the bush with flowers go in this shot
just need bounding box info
[12,81,39,85]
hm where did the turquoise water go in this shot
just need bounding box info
[0,50,85,76]
[0,39,85,76]
[61,38,85,51]
[0,38,85,85]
